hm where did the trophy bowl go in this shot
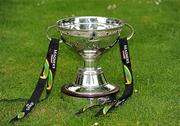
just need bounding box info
[47,16,134,99]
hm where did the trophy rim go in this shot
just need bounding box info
[56,16,125,32]
[54,16,126,53]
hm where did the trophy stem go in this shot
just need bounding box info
[84,58,96,68]
[82,50,97,69]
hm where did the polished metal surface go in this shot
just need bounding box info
[57,16,124,56]
[47,16,134,98]
[62,68,119,98]
[57,16,123,37]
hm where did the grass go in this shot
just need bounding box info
[0,0,179,125]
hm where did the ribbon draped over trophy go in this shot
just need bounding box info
[10,16,134,123]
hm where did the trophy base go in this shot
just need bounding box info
[61,84,119,98]
[60,90,116,108]
[61,68,119,98]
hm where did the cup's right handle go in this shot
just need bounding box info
[124,23,135,41]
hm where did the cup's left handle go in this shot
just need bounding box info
[47,25,57,41]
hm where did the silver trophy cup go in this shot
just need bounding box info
[47,16,134,99]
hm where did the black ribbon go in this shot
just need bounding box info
[10,38,59,123]
[95,37,134,116]
[10,37,133,122]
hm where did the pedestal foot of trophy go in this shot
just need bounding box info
[61,67,119,104]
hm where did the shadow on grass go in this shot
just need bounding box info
[0,98,28,103]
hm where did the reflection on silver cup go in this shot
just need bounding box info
[47,16,134,99]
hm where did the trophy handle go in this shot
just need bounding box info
[47,24,57,41]
[124,23,134,40]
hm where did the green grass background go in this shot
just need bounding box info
[0,0,179,125]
